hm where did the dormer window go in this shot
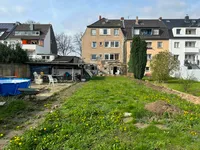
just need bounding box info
[141,29,152,36]
[176,29,181,34]
[186,29,196,35]
[134,29,140,35]
[153,29,159,35]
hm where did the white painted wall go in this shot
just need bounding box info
[169,39,200,66]
[172,27,200,37]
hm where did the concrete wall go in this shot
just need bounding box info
[0,63,30,78]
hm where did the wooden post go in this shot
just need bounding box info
[72,67,74,81]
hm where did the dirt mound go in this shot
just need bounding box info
[145,100,181,115]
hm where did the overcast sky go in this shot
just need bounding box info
[0,0,199,35]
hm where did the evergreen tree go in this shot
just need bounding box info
[128,36,147,79]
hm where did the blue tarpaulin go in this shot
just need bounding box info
[0,78,31,96]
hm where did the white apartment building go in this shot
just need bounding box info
[163,16,200,81]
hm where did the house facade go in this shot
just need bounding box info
[82,17,126,75]
[163,16,200,81]
[82,16,169,75]
[0,22,57,62]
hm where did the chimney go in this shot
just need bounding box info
[99,15,102,20]
[120,17,124,21]
[29,24,34,31]
[136,16,139,25]
[159,17,162,21]
[185,14,189,23]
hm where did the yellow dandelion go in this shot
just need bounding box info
[19,142,22,146]
[0,133,3,137]
[44,128,46,131]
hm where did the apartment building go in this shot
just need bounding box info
[125,17,169,73]
[163,15,200,80]
[0,22,57,62]
[82,16,169,74]
[82,16,126,75]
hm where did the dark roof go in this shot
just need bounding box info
[8,24,51,39]
[87,18,123,28]
[124,20,169,40]
[162,19,200,29]
[163,19,200,39]
[53,56,82,63]
[0,23,16,40]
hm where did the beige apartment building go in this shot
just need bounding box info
[82,16,170,75]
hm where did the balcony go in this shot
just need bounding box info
[185,47,199,53]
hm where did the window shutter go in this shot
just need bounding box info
[99,29,103,35]
[107,29,111,35]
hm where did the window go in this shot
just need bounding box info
[91,54,97,60]
[91,42,97,48]
[153,29,159,35]
[105,54,109,60]
[115,41,119,47]
[104,53,120,60]
[157,42,163,48]
[14,31,40,36]
[141,29,152,36]
[103,29,108,35]
[134,29,140,35]
[147,54,152,60]
[147,42,152,49]
[115,54,119,60]
[100,42,103,47]
[46,56,50,59]
[174,42,180,48]
[91,29,96,36]
[145,67,150,72]
[174,55,179,60]
[114,29,119,36]
[100,29,111,35]
[104,41,120,48]
[111,41,115,47]
[110,54,114,60]
[42,56,45,59]
[185,41,196,48]
[186,29,196,35]
[105,41,109,47]
[176,29,181,34]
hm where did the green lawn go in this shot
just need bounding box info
[5,77,200,150]
[144,77,200,97]
[165,79,200,97]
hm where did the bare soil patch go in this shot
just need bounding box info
[145,100,181,115]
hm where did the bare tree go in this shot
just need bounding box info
[73,32,83,56]
[24,20,40,24]
[56,32,74,56]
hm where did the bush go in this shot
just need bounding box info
[0,43,29,63]
[150,51,179,82]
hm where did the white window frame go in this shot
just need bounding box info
[91,54,97,60]
[134,29,140,35]
[185,41,196,48]
[91,29,96,36]
[176,29,181,35]
[104,41,110,48]
[104,53,120,60]
[174,42,180,48]
[147,54,152,60]
[145,67,150,72]
[186,29,196,35]
[104,54,109,60]
[91,42,97,48]
[157,42,163,48]
[153,29,159,35]
[146,42,152,49]
[114,29,119,36]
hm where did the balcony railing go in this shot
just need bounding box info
[22,44,43,51]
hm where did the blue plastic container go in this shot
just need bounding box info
[0,78,31,96]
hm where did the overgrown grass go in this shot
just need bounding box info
[144,77,200,96]
[5,77,200,150]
